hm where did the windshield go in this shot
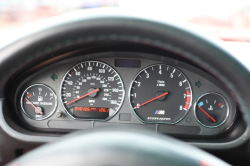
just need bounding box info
[0,0,250,42]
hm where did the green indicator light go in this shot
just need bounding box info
[195,81,202,88]
[51,74,58,81]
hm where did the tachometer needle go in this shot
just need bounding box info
[198,106,216,122]
[25,98,43,115]
[66,88,100,105]
[134,92,168,109]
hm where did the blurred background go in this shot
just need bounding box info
[0,0,249,42]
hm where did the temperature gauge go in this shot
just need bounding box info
[195,93,229,128]
[21,84,57,120]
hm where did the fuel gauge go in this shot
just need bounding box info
[195,93,229,128]
[21,84,57,120]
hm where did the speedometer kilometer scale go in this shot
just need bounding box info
[61,61,124,120]
[130,64,192,124]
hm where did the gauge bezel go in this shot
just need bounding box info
[60,61,125,121]
[194,92,229,128]
[129,64,193,124]
[20,84,58,120]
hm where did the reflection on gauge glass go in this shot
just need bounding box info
[129,64,192,124]
[195,93,229,128]
[60,61,125,120]
[21,84,57,120]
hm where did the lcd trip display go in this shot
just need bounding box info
[73,107,110,119]
[115,59,141,68]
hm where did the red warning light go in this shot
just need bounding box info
[28,93,32,98]
[218,102,223,108]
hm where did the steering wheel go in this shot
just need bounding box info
[3,9,250,166]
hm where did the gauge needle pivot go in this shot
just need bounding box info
[25,98,43,115]
[198,106,216,122]
[66,88,100,105]
[134,92,169,109]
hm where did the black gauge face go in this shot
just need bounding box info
[61,61,125,120]
[195,93,229,128]
[21,84,57,120]
[130,64,192,124]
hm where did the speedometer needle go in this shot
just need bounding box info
[198,106,216,122]
[25,98,43,115]
[134,92,168,109]
[66,88,100,105]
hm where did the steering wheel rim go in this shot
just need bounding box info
[1,8,250,165]
[8,128,230,166]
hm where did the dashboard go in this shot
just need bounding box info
[11,51,237,138]
[2,9,250,166]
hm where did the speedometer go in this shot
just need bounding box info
[129,64,192,124]
[60,61,125,120]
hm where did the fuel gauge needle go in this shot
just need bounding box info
[134,92,168,109]
[25,98,43,115]
[198,106,216,122]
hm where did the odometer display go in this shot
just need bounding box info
[130,64,192,124]
[61,61,124,120]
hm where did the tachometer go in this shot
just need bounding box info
[129,64,192,124]
[61,61,125,120]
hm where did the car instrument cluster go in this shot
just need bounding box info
[13,52,237,137]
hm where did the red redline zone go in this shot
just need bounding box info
[184,89,191,110]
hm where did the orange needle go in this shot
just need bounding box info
[66,88,100,105]
[134,92,169,109]
[25,98,43,115]
[198,106,216,122]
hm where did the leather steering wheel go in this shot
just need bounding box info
[3,9,250,166]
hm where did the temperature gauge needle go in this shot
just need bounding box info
[66,88,100,105]
[25,98,43,115]
[198,106,216,122]
[134,92,168,109]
